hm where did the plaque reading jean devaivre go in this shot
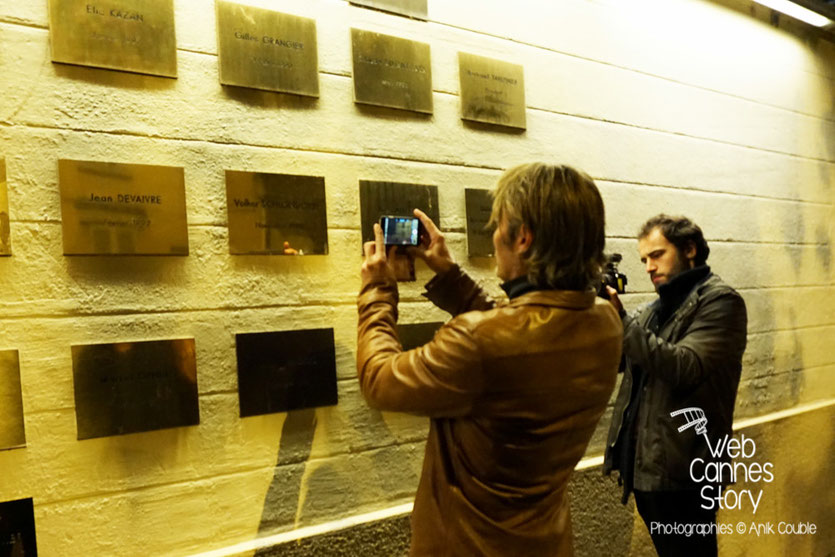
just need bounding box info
[359,180,439,248]
[72,338,199,440]
[235,329,338,417]
[48,0,177,77]
[59,159,188,255]
[0,159,10,256]
[0,351,25,450]
[216,1,319,96]
[351,28,432,114]
[226,171,328,255]
[0,498,37,556]
[465,188,494,257]
[458,52,526,129]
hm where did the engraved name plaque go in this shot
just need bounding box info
[217,1,319,97]
[349,0,428,20]
[59,159,188,256]
[235,328,338,417]
[226,171,328,255]
[0,159,10,256]
[0,498,37,556]
[351,28,432,114]
[397,322,442,351]
[0,351,25,450]
[48,0,177,77]
[359,180,439,247]
[465,188,494,257]
[72,338,199,440]
[459,52,526,129]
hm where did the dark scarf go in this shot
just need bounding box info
[500,275,541,299]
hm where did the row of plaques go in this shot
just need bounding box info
[0,322,441,446]
[47,0,525,128]
[0,158,495,257]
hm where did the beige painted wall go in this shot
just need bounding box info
[0,0,832,555]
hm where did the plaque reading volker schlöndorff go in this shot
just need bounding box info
[236,328,338,417]
[349,0,428,20]
[359,180,439,248]
[0,351,25,450]
[351,28,432,114]
[226,171,328,255]
[0,159,10,256]
[72,338,199,440]
[48,0,177,77]
[59,159,188,255]
[397,322,442,351]
[465,188,494,257]
[216,1,319,97]
[459,52,526,129]
[0,498,37,556]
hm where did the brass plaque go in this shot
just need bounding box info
[359,180,439,248]
[72,338,199,440]
[0,498,37,556]
[0,159,10,256]
[59,159,189,256]
[226,171,328,255]
[216,1,319,97]
[465,188,494,257]
[349,0,428,20]
[351,28,432,114]
[48,0,177,77]
[0,351,25,451]
[459,52,526,129]
[235,328,337,417]
[397,322,442,351]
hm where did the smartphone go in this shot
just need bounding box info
[380,216,420,246]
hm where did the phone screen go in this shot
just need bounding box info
[381,216,420,246]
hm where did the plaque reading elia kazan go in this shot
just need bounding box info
[0,498,37,556]
[235,329,338,417]
[0,351,25,451]
[397,322,442,351]
[349,0,428,20]
[359,180,439,247]
[226,171,328,255]
[0,159,10,256]
[216,1,319,97]
[465,188,494,257]
[351,28,432,114]
[48,0,177,77]
[59,159,188,255]
[459,52,526,129]
[72,338,199,440]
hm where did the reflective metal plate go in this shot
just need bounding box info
[0,159,10,256]
[397,322,442,351]
[48,0,177,77]
[72,338,199,440]
[349,0,428,20]
[351,28,432,113]
[217,1,319,97]
[226,171,328,255]
[359,180,439,248]
[235,328,337,417]
[59,159,188,256]
[465,188,494,257]
[0,351,25,450]
[0,498,37,556]
[459,52,526,129]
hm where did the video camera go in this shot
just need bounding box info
[598,253,627,299]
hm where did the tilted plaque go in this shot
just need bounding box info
[459,52,526,129]
[226,171,328,255]
[397,322,442,351]
[465,188,494,257]
[59,159,188,255]
[0,159,10,256]
[72,338,199,439]
[235,328,338,417]
[351,28,432,114]
[48,0,177,77]
[0,498,37,556]
[216,1,319,97]
[359,180,439,247]
[0,351,25,450]
[349,0,428,20]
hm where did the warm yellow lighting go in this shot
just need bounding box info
[753,0,833,27]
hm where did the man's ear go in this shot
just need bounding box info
[684,241,697,263]
[514,224,534,254]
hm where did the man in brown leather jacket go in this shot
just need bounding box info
[357,163,623,556]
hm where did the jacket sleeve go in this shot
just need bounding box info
[622,289,747,391]
[422,264,497,316]
[357,275,484,417]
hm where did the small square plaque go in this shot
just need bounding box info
[216,1,319,96]
[397,322,442,351]
[465,188,494,257]
[59,159,189,256]
[226,171,328,255]
[459,52,526,129]
[349,0,428,20]
[235,328,338,417]
[0,498,37,556]
[359,180,439,247]
[0,351,25,450]
[351,28,432,114]
[72,338,199,440]
[0,159,10,256]
[48,0,178,77]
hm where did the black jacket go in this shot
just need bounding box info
[603,269,748,494]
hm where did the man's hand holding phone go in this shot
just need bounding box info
[408,209,455,275]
